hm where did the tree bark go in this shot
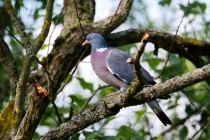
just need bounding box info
[41,64,210,139]
[0,0,210,139]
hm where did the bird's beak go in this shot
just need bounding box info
[82,40,89,46]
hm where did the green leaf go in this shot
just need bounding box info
[119,44,135,54]
[33,9,39,20]
[33,132,40,140]
[69,94,86,112]
[82,130,104,140]
[142,51,164,70]
[103,117,116,127]
[179,1,206,16]
[70,94,91,112]
[40,107,57,128]
[179,126,188,139]
[117,126,145,139]
[40,44,48,50]
[98,86,116,98]
[167,104,178,110]
[77,77,94,92]
[157,135,163,140]
[135,109,146,122]
[148,58,165,69]
[159,0,171,6]
[200,111,208,124]
[52,15,64,25]
[185,105,193,115]
[70,133,80,140]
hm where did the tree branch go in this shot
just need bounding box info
[3,0,31,48]
[33,0,55,50]
[189,118,210,140]
[0,30,19,95]
[160,108,200,136]
[13,0,55,139]
[52,101,62,125]
[105,28,210,57]
[128,33,149,84]
[106,28,210,86]
[61,0,95,37]
[92,0,133,35]
[79,85,110,114]
[41,63,210,139]
[3,2,34,136]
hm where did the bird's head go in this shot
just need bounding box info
[82,33,108,51]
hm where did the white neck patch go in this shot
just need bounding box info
[96,48,107,52]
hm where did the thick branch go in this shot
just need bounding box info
[91,0,133,35]
[0,30,19,94]
[106,28,210,85]
[14,0,55,139]
[41,64,210,139]
[11,25,86,140]
[3,0,31,48]
[60,0,133,41]
[63,0,95,25]
[33,0,55,50]
[3,2,34,134]
[61,0,95,37]
[105,28,210,57]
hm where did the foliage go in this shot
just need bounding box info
[0,0,210,139]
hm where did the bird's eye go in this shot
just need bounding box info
[89,37,93,40]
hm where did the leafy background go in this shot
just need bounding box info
[0,0,210,139]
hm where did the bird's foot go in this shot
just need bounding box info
[144,83,153,87]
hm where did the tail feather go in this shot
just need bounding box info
[147,100,172,126]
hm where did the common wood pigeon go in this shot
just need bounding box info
[82,33,172,126]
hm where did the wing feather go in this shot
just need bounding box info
[106,48,156,85]
[106,48,136,84]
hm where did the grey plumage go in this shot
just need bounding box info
[82,33,172,126]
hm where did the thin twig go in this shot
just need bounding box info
[55,0,89,94]
[3,0,31,48]
[67,98,74,121]
[143,104,152,139]
[73,0,85,38]
[156,0,191,79]
[160,108,200,136]
[79,85,110,114]
[44,112,59,125]
[47,7,64,70]
[56,47,88,94]
[6,23,56,125]
[51,101,63,125]
[127,33,149,83]
[44,8,64,122]
[183,91,199,111]
[182,90,210,115]
[4,27,24,47]
[189,118,210,140]
[0,31,19,96]
[5,19,54,93]
[35,57,54,89]
[33,0,55,49]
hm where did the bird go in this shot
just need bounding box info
[82,33,172,126]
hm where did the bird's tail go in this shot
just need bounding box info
[147,100,172,126]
